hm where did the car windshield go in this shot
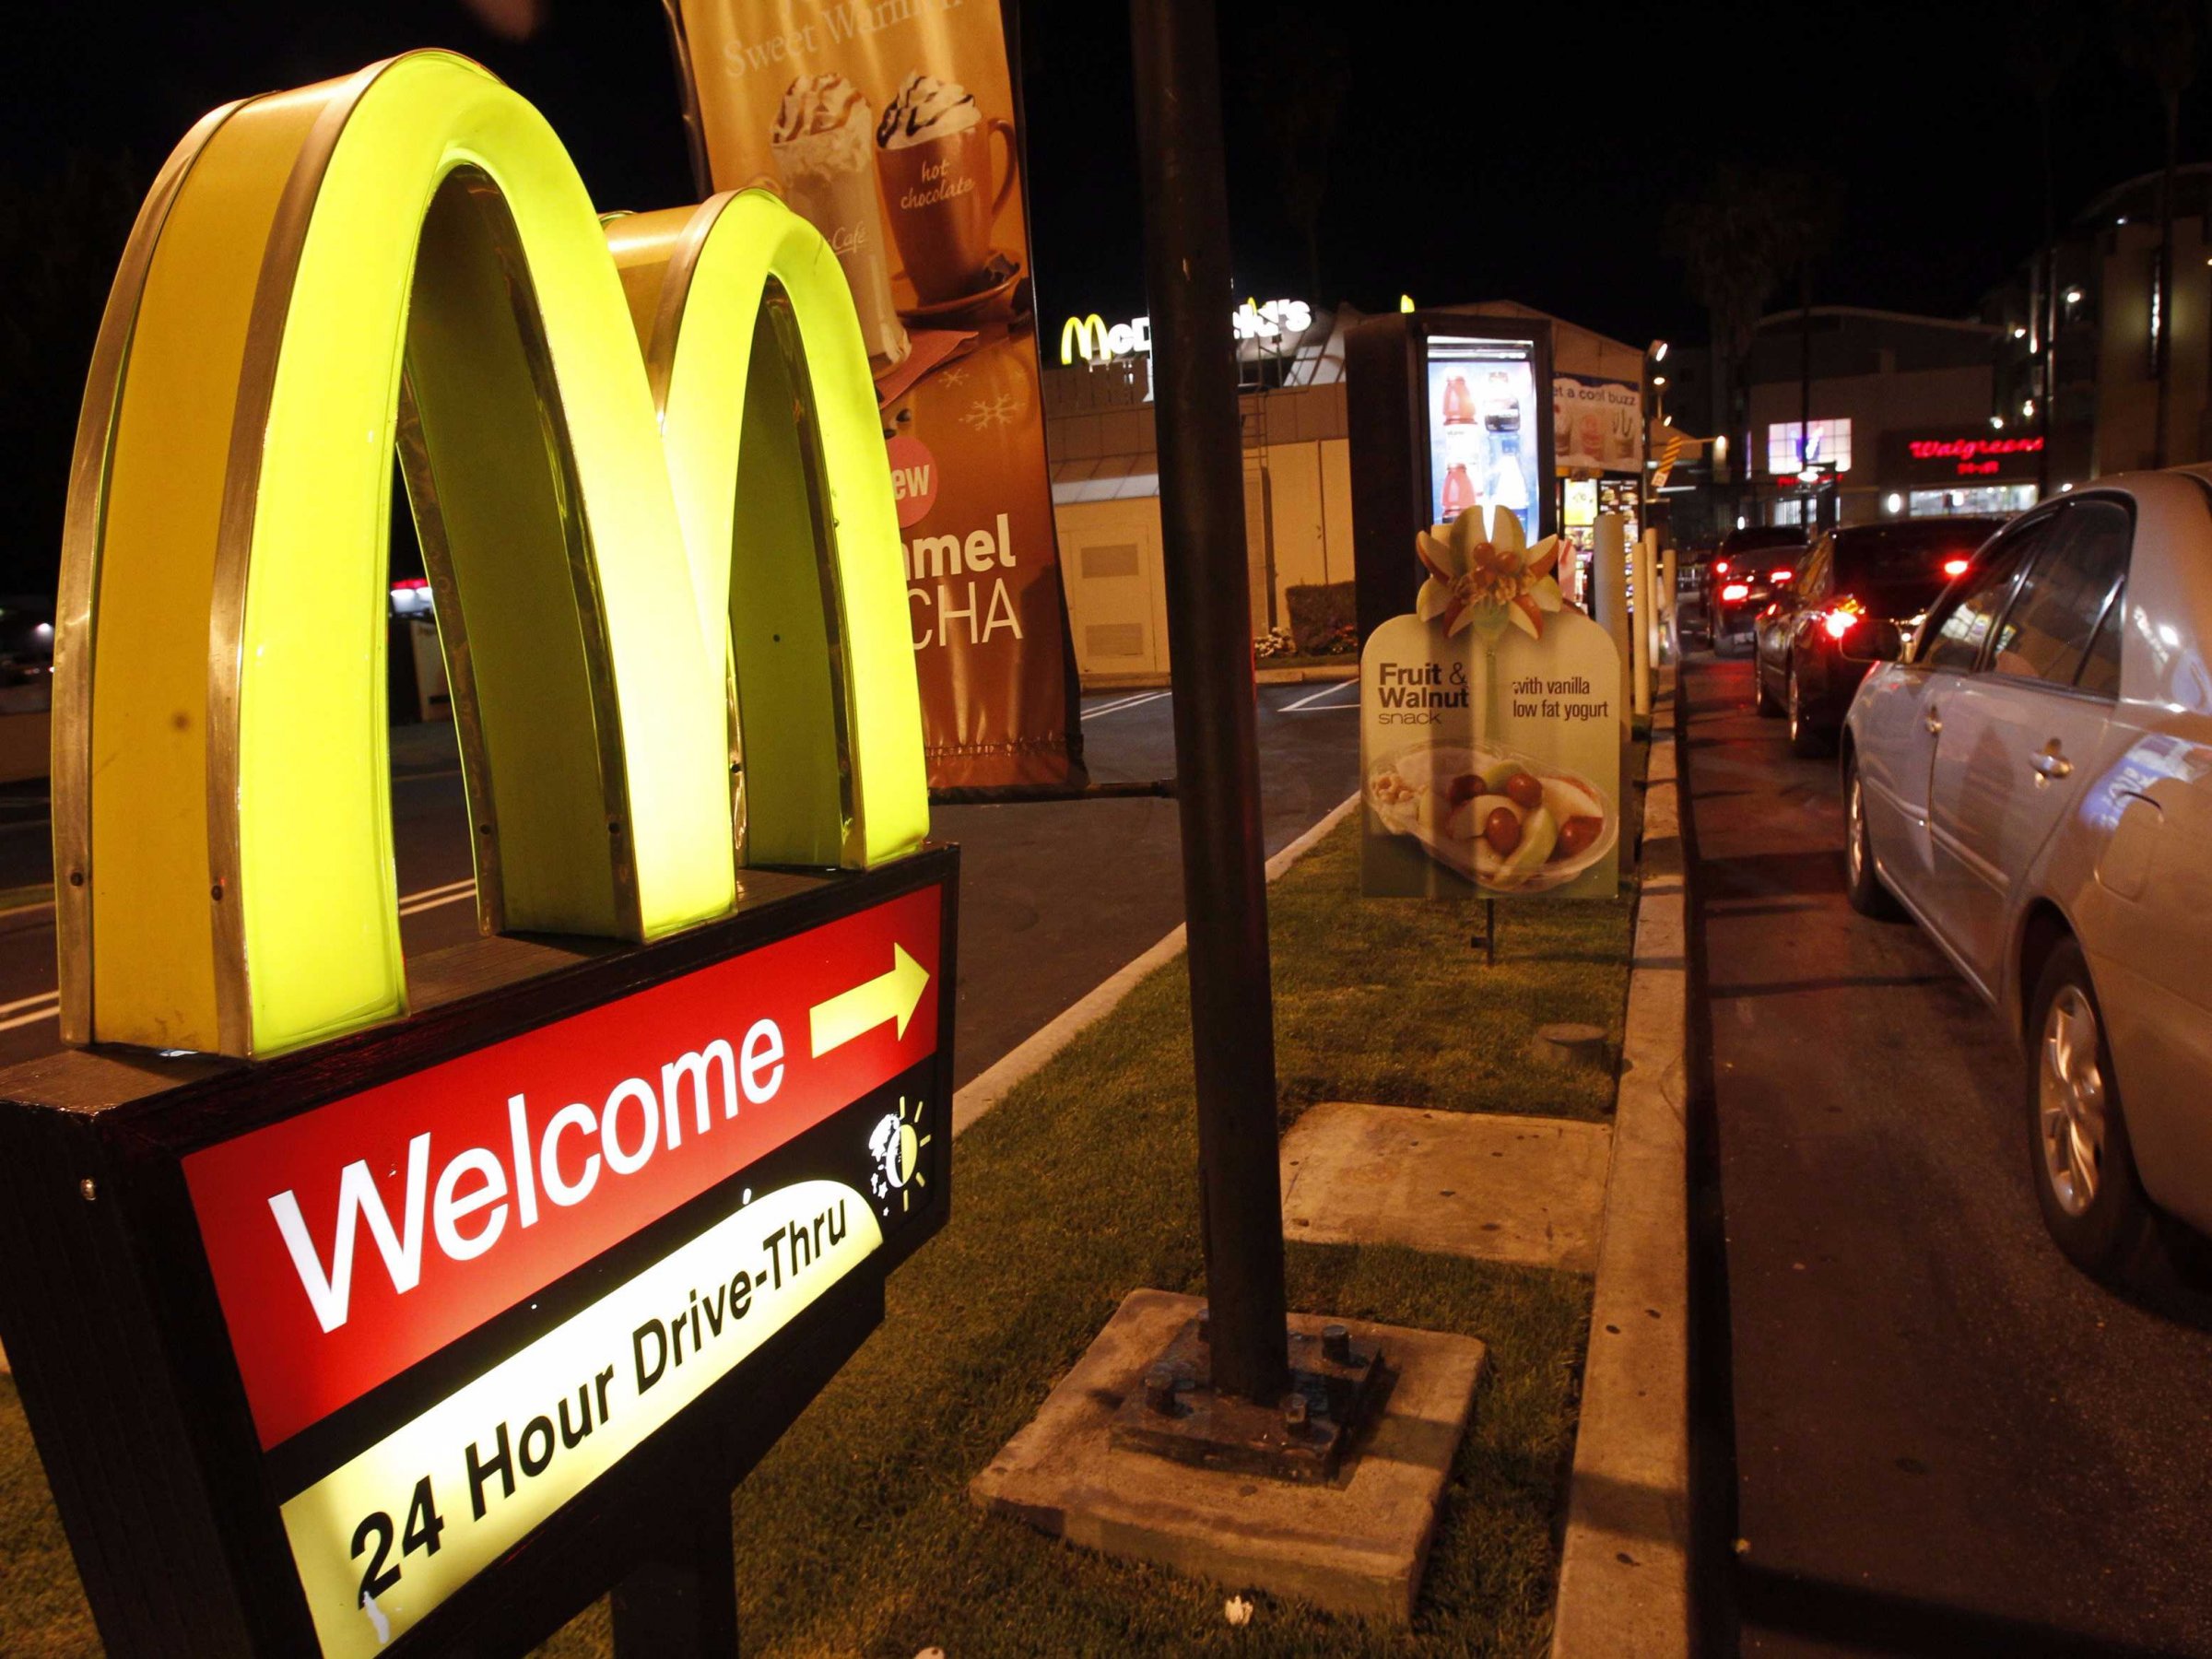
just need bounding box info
[1720,529,1807,559]
[1833,521,1999,616]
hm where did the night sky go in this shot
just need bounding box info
[0,0,2201,588]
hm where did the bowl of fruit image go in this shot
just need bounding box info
[1366,741,1616,893]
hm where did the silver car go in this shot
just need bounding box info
[1840,473,2212,1277]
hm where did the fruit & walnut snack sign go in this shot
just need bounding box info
[1362,506,1622,899]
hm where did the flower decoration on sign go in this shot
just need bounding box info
[1415,505,1562,641]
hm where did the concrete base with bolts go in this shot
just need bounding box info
[969,1288,1487,1625]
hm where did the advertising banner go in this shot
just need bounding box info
[669,0,1084,791]
[1361,505,1621,900]
[1551,375,1642,475]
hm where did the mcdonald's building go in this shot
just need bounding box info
[1041,298,1647,683]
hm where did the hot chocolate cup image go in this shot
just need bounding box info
[1554,398,1573,453]
[772,72,909,369]
[876,70,1017,305]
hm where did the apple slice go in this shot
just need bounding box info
[1540,775,1603,825]
[1489,805,1559,888]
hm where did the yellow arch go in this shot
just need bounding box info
[54,52,925,1058]
[606,191,928,869]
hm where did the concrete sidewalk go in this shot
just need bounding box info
[1551,676,1691,1659]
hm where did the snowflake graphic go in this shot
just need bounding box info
[962,390,1023,431]
[935,366,971,389]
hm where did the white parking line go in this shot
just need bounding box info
[1279,679,1359,712]
[398,877,477,918]
[1084,689,1171,719]
[0,876,483,1030]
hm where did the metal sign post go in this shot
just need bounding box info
[1126,0,1292,1411]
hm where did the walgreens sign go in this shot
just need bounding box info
[1899,432,2045,479]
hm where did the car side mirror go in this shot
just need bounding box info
[1854,620,1906,663]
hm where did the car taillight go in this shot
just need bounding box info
[1770,567,1794,584]
[1721,582,1750,602]
[1942,556,1970,579]
[1713,559,1731,575]
[1822,610,1861,641]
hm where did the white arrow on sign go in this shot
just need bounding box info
[808,944,930,1058]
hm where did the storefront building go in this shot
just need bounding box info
[1877,429,2044,519]
[1042,299,1643,681]
[1737,307,2018,533]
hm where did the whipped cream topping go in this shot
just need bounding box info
[771,73,869,144]
[876,71,980,149]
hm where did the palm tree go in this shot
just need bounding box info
[2007,1,2084,491]
[2117,0,2197,467]
[1665,167,1837,511]
[1244,11,1348,303]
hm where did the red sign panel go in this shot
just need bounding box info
[185,888,941,1450]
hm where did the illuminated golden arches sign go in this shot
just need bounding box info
[54,51,926,1060]
[1059,312,1112,366]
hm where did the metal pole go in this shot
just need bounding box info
[1128,0,1290,1406]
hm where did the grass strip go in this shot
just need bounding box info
[0,782,1639,1656]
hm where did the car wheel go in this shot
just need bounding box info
[2028,938,2158,1280]
[1754,655,1782,715]
[1842,755,1901,919]
[1787,665,1830,757]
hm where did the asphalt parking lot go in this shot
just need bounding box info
[0,680,1361,1086]
[1685,651,2212,1657]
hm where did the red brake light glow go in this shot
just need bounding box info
[1713,559,1731,575]
[1942,556,1971,578]
[1721,582,1750,602]
[1770,567,1794,584]
[1822,610,1860,641]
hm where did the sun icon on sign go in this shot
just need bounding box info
[867,1096,930,1215]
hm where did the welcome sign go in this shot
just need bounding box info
[0,50,956,1659]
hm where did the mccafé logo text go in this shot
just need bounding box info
[1059,296,1315,364]
[53,49,928,1061]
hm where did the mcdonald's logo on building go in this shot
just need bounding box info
[1060,312,1113,365]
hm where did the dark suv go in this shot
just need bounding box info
[1706,526,1808,654]
[1751,515,2003,754]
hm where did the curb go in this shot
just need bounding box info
[950,792,1359,1138]
[1552,667,1690,1658]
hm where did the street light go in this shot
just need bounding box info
[1649,338,1669,362]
